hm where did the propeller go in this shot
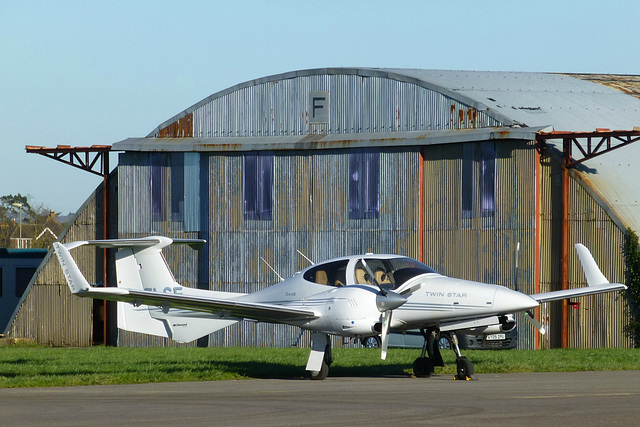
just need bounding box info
[360,259,407,359]
[525,310,546,335]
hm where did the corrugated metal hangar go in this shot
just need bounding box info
[6,68,640,350]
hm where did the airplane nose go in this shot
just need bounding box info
[493,287,539,313]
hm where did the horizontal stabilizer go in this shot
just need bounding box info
[63,236,206,251]
[118,302,239,343]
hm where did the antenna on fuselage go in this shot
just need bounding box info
[296,250,314,266]
[260,257,284,282]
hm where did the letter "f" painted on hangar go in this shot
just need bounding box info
[309,91,329,123]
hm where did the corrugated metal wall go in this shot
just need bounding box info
[538,148,631,349]
[202,147,421,348]
[116,146,421,348]
[191,74,501,138]
[6,181,113,346]
[567,174,629,348]
[117,152,203,347]
[422,140,538,349]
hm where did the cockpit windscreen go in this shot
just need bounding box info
[354,257,436,290]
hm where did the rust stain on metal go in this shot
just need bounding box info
[467,108,477,129]
[159,113,193,138]
[563,73,640,100]
[494,130,511,139]
[450,104,456,128]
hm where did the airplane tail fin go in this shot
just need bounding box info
[53,242,91,294]
[53,236,239,343]
[574,244,609,287]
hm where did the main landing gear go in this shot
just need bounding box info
[305,332,333,380]
[412,329,475,381]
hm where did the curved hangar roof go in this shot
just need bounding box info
[117,68,640,232]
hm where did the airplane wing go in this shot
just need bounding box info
[75,287,320,323]
[530,282,626,303]
[53,240,319,324]
[530,244,627,303]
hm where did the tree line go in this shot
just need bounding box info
[0,194,64,249]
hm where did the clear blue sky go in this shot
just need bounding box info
[1,0,638,214]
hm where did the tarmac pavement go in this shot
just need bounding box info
[1,370,639,426]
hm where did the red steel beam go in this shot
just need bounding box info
[561,138,570,349]
[26,145,111,177]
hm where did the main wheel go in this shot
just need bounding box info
[456,356,474,380]
[307,361,329,380]
[412,357,433,378]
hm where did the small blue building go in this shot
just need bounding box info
[0,248,47,334]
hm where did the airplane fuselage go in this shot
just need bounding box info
[236,256,539,337]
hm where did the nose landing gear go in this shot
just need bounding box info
[450,332,475,381]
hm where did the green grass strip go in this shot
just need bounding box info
[0,346,638,388]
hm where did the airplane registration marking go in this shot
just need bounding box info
[144,286,183,294]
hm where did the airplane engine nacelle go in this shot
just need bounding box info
[458,315,516,335]
[303,286,382,336]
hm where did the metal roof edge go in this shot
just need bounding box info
[147,67,519,137]
[119,126,548,153]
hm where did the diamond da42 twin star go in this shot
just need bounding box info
[53,237,626,380]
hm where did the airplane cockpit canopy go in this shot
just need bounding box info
[303,260,349,287]
[303,257,436,289]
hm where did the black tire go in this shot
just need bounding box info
[412,357,433,378]
[456,356,474,380]
[361,336,381,349]
[307,361,329,380]
[438,334,452,350]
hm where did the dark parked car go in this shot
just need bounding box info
[362,328,517,350]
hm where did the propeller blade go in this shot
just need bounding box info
[380,310,392,360]
[398,282,422,297]
[525,310,546,335]
[360,259,384,295]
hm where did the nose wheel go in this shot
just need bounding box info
[451,332,475,381]
[455,356,474,381]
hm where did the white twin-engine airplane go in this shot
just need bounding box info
[53,237,626,380]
